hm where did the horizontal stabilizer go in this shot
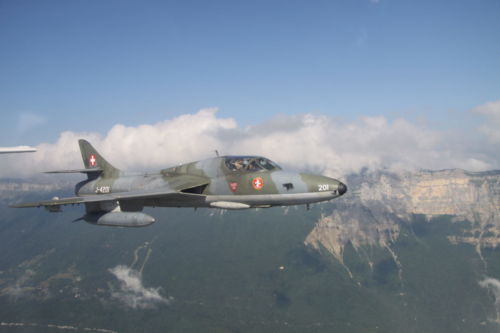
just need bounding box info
[44,168,103,174]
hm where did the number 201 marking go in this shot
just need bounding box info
[318,184,330,191]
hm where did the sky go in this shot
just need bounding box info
[0,0,499,177]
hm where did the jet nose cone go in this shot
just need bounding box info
[337,182,347,196]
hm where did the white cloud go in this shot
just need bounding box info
[473,100,500,118]
[479,277,500,324]
[109,265,172,309]
[4,269,36,299]
[1,104,500,178]
[473,101,500,143]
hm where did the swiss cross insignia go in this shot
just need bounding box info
[252,177,264,190]
[89,154,97,167]
[229,182,238,192]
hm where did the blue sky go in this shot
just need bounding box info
[0,0,499,147]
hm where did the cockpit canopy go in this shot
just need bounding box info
[225,156,281,172]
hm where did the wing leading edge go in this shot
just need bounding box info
[10,189,206,209]
[0,146,37,154]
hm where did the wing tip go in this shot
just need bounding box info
[9,203,39,208]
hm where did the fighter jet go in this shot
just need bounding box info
[0,146,37,154]
[11,140,347,227]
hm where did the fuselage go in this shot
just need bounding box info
[76,155,346,209]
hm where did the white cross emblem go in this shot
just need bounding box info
[89,154,97,167]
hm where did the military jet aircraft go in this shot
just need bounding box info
[11,140,347,227]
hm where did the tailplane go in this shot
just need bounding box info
[78,139,120,178]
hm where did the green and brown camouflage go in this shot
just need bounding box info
[11,140,347,227]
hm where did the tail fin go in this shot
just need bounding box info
[78,139,120,178]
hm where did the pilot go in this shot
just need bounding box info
[233,159,244,170]
[247,159,261,171]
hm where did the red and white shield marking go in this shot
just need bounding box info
[89,154,97,167]
[252,177,264,190]
[229,182,238,192]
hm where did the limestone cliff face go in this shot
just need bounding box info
[305,169,500,260]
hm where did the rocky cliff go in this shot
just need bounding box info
[305,169,500,263]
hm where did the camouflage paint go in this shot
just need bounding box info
[12,140,347,226]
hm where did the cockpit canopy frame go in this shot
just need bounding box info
[224,156,281,172]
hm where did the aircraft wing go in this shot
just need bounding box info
[10,189,205,209]
[0,146,37,154]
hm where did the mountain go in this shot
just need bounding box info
[306,168,500,265]
[0,170,500,333]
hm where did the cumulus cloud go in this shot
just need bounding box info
[473,101,500,143]
[473,100,500,118]
[109,265,172,309]
[1,104,500,178]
